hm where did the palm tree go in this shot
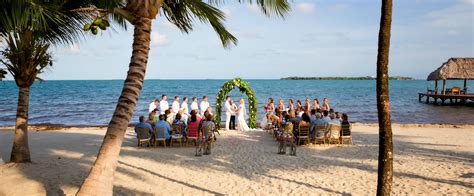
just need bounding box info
[375,0,394,195]
[0,0,91,163]
[0,68,6,80]
[76,0,290,194]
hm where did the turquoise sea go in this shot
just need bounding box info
[0,80,473,126]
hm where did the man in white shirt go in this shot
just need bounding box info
[172,96,180,114]
[200,96,210,116]
[148,99,159,113]
[224,96,232,130]
[181,97,189,115]
[159,94,169,114]
[190,97,199,111]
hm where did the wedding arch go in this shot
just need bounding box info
[215,78,258,128]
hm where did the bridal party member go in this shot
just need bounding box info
[172,96,180,114]
[304,98,311,113]
[277,99,286,111]
[237,98,251,131]
[181,97,189,115]
[288,99,295,112]
[225,96,232,130]
[264,98,275,115]
[311,98,320,110]
[200,96,210,116]
[159,94,169,114]
[191,97,199,111]
[148,98,159,113]
[296,100,302,111]
[322,98,330,111]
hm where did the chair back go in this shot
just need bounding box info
[341,123,351,136]
[187,122,199,138]
[328,124,341,139]
[137,127,150,139]
[172,123,184,135]
[314,124,327,138]
[283,122,293,135]
[298,123,310,137]
[154,126,167,139]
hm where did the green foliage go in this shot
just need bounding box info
[215,78,258,128]
[0,68,7,81]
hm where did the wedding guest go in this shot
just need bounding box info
[147,111,157,127]
[181,97,189,115]
[312,113,325,126]
[190,109,202,123]
[335,112,342,122]
[341,113,351,136]
[165,109,174,125]
[172,96,180,114]
[148,99,159,113]
[312,113,325,138]
[322,110,331,124]
[304,98,311,113]
[311,98,320,110]
[155,114,171,140]
[173,113,186,136]
[289,110,301,124]
[310,109,317,123]
[200,96,210,116]
[191,97,199,111]
[300,113,311,127]
[178,109,188,125]
[206,106,213,116]
[277,99,286,111]
[159,94,169,114]
[329,108,335,114]
[322,98,330,111]
[329,113,341,126]
[135,115,153,137]
[288,99,295,112]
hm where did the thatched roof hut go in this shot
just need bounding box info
[427,58,474,81]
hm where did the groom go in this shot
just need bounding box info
[225,96,233,130]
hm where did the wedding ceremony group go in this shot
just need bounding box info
[1,0,472,195]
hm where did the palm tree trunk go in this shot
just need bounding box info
[77,17,152,195]
[10,86,32,163]
[376,0,393,195]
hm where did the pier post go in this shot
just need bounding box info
[464,79,467,94]
[442,80,446,95]
[435,80,438,94]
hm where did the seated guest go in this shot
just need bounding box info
[187,113,200,138]
[173,113,186,136]
[300,113,311,127]
[322,110,331,124]
[178,109,188,125]
[341,113,351,136]
[135,115,153,137]
[165,109,174,125]
[329,108,335,114]
[310,109,317,123]
[148,110,157,127]
[155,114,171,140]
[206,106,213,116]
[289,110,301,124]
[329,113,341,126]
[312,113,326,138]
[335,112,342,122]
[190,109,202,123]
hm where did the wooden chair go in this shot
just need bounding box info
[297,123,311,145]
[170,123,184,147]
[153,127,167,147]
[313,124,327,145]
[136,127,151,147]
[327,124,341,145]
[340,123,353,145]
[187,122,199,146]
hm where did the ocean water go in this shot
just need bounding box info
[0,80,473,126]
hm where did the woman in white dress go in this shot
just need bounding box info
[237,98,251,131]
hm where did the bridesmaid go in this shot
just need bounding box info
[277,99,286,111]
[264,98,275,114]
[311,98,320,110]
[321,98,331,111]
[304,98,311,113]
[288,99,295,112]
[296,100,302,111]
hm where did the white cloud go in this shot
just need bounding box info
[296,3,315,14]
[462,0,473,5]
[426,3,473,28]
[151,32,169,47]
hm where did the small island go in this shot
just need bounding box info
[280,76,415,80]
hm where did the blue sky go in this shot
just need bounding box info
[34,0,474,80]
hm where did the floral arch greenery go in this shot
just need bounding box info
[215,78,258,128]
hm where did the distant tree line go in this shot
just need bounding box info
[280,76,414,80]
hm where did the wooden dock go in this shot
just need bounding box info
[418,93,474,105]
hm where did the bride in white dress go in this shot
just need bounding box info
[237,98,251,131]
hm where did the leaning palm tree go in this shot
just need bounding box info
[375,0,394,195]
[0,0,92,163]
[76,0,290,194]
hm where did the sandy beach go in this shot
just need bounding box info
[0,124,473,195]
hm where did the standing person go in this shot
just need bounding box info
[277,99,286,111]
[200,96,210,116]
[311,98,320,110]
[172,96,180,114]
[159,94,169,114]
[191,97,199,111]
[224,96,232,130]
[322,98,330,111]
[181,97,189,115]
[264,98,275,114]
[288,99,295,112]
[237,98,251,131]
[296,100,302,111]
[148,99,159,113]
[304,98,311,113]
[229,100,237,130]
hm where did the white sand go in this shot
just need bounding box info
[0,125,473,195]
